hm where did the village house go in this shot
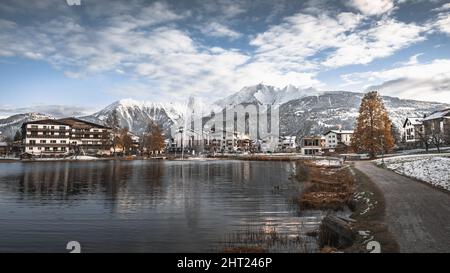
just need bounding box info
[323,130,354,148]
[279,136,297,151]
[22,118,112,157]
[402,117,424,149]
[0,142,8,157]
[422,108,450,144]
[300,135,325,155]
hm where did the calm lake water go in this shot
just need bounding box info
[0,160,321,253]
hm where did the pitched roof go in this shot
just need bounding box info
[403,117,423,127]
[423,109,450,121]
[57,117,111,129]
[22,119,69,127]
[323,130,354,135]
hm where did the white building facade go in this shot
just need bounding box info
[300,136,325,155]
[22,120,71,156]
[403,117,424,148]
[22,118,112,157]
[324,130,354,148]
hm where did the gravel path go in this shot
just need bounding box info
[354,161,450,253]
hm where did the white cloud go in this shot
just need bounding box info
[250,11,426,69]
[432,2,450,12]
[342,58,450,103]
[0,104,94,117]
[434,12,450,35]
[323,18,426,67]
[201,22,242,39]
[401,53,423,66]
[347,0,396,16]
[1,0,445,104]
[0,1,325,102]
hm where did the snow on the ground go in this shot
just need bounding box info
[34,156,99,161]
[67,156,99,161]
[312,159,342,167]
[376,155,450,191]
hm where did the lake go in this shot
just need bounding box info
[0,160,322,253]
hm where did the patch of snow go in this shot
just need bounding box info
[377,155,450,191]
[312,159,342,167]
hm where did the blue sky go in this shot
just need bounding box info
[1,0,450,116]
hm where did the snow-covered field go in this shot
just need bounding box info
[376,155,450,191]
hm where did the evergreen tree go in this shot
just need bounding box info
[105,110,121,155]
[351,91,395,158]
[13,130,22,141]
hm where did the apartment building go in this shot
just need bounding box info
[22,118,112,157]
[21,119,71,156]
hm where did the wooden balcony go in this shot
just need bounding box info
[26,135,70,139]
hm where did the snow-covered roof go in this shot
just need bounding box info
[423,109,450,121]
[403,117,423,127]
[324,130,354,135]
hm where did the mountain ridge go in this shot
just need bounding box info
[1,85,449,139]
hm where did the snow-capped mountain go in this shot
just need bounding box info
[81,99,184,136]
[279,91,450,137]
[0,113,51,139]
[1,85,449,140]
[214,83,319,108]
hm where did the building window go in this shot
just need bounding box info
[40,140,46,144]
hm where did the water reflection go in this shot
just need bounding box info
[0,160,320,252]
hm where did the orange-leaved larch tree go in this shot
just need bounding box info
[351,91,395,158]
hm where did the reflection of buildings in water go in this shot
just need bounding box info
[113,161,166,214]
[13,161,169,212]
[17,162,127,200]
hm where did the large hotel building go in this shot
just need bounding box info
[21,118,112,157]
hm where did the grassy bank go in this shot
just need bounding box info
[295,161,354,211]
[293,160,399,252]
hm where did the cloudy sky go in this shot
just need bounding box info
[1,0,450,116]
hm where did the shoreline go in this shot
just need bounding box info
[0,154,341,163]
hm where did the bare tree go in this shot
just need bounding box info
[430,131,445,153]
[119,127,133,156]
[416,129,431,152]
[143,121,165,157]
[105,110,121,156]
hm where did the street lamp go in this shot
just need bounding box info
[179,127,184,160]
[381,135,385,165]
